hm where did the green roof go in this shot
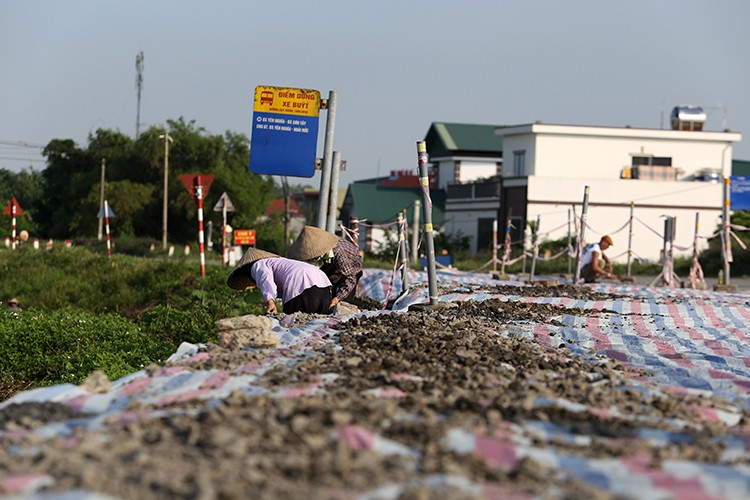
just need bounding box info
[425,122,504,158]
[341,183,445,225]
[733,159,750,176]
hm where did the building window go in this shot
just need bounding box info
[631,155,672,167]
[513,151,526,176]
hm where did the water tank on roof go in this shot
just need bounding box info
[671,106,707,131]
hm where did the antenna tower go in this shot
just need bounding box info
[135,51,144,137]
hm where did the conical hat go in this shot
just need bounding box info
[287,226,339,261]
[226,248,279,290]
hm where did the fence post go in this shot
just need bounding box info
[573,186,591,284]
[416,141,438,305]
[500,208,513,277]
[566,208,572,275]
[492,219,498,274]
[530,215,540,280]
[411,199,420,263]
[722,176,731,285]
[398,211,408,293]
[626,201,634,277]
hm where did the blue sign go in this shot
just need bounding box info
[730,176,750,211]
[249,86,320,178]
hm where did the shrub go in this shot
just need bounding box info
[0,309,171,391]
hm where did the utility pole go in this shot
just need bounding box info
[135,52,144,137]
[159,132,173,250]
[97,158,106,240]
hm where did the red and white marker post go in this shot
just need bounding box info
[11,203,16,250]
[104,200,112,258]
[195,176,206,277]
[3,197,24,251]
[180,173,214,278]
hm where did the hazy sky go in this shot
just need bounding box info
[1,0,748,187]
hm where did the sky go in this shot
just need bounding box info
[1,0,749,188]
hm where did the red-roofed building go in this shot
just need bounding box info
[264,197,305,218]
[259,197,307,237]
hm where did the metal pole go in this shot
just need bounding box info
[626,201,634,277]
[161,133,172,250]
[282,177,290,253]
[98,158,105,241]
[492,219,498,273]
[398,211,408,293]
[222,201,227,269]
[104,200,111,258]
[416,141,438,305]
[411,199,420,263]
[196,176,206,277]
[723,176,731,285]
[566,209,572,275]
[316,90,337,229]
[573,186,591,284]
[530,215,540,280]
[326,151,342,233]
[693,212,700,262]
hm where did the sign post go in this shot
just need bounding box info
[180,174,215,277]
[213,192,235,268]
[3,197,24,250]
[249,86,321,178]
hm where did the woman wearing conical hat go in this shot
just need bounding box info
[227,247,332,315]
[287,226,363,312]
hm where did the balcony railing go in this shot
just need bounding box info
[447,182,500,200]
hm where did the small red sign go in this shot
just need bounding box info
[234,229,256,245]
[3,197,23,216]
[179,174,215,201]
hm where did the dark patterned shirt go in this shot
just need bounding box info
[321,238,363,301]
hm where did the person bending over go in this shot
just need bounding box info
[580,235,614,283]
[287,225,363,312]
[227,247,332,315]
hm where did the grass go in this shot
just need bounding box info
[0,245,264,400]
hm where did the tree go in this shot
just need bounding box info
[36,119,278,245]
[0,167,44,238]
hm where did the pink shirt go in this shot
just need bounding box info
[250,257,332,304]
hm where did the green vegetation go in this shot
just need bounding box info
[0,246,263,401]
[0,118,278,248]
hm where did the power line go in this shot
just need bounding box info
[0,155,45,163]
[0,139,45,149]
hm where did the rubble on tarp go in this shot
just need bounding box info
[1,268,750,499]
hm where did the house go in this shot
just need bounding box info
[493,116,742,262]
[424,122,504,252]
[339,171,445,254]
[424,122,504,190]
[260,197,307,236]
[298,187,348,227]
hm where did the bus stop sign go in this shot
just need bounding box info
[248,86,320,178]
[731,176,750,211]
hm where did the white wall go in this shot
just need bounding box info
[526,176,724,262]
[435,160,455,190]
[434,157,501,190]
[457,160,498,184]
[444,199,499,252]
[499,124,740,180]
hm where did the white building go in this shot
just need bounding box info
[424,123,503,252]
[495,121,742,262]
